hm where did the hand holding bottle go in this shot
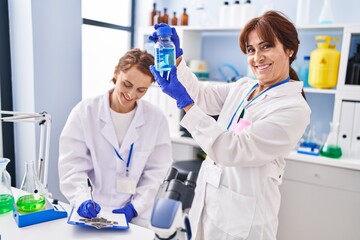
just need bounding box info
[149,23,183,58]
[150,66,193,109]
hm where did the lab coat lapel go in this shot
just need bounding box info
[119,100,145,155]
[99,92,119,149]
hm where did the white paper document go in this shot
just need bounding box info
[67,207,129,230]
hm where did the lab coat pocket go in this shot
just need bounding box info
[207,184,257,238]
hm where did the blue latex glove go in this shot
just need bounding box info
[148,23,183,58]
[112,203,138,223]
[150,65,194,109]
[77,199,101,219]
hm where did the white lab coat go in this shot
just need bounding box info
[58,90,172,227]
[177,59,311,240]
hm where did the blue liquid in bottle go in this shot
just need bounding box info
[155,48,176,72]
[154,26,176,72]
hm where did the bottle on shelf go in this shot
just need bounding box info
[161,8,169,24]
[320,122,342,159]
[150,2,157,26]
[180,8,189,26]
[154,11,162,25]
[230,1,242,27]
[298,56,311,88]
[308,35,340,89]
[240,0,255,27]
[318,0,335,24]
[219,1,231,27]
[194,0,210,26]
[296,0,310,26]
[171,11,178,26]
[154,26,176,72]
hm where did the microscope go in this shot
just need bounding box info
[149,167,197,240]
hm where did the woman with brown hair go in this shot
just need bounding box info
[150,11,310,239]
[59,48,172,227]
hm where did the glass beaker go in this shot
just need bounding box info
[16,160,46,212]
[0,158,15,214]
[320,122,342,159]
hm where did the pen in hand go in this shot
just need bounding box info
[87,178,96,209]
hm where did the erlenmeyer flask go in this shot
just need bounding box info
[16,160,46,212]
[0,158,15,214]
[320,122,342,159]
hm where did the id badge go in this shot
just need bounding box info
[116,178,137,194]
[204,162,222,188]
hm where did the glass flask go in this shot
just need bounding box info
[320,122,342,159]
[154,26,176,72]
[0,158,15,214]
[16,160,46,212]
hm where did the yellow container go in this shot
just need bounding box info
[309,36,341,89]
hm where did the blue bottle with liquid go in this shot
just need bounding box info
[154,26,176,72]
[298,56,310,88]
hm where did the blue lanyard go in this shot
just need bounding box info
[227,77,290,130]
[114,143,134,177]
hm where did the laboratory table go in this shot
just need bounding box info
[0,189,155,240]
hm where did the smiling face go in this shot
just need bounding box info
[246,30,293,88]
[110,66,152,113]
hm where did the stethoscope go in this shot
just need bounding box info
[227,77,290,130]
[114,143,134,177]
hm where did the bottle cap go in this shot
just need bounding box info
[157,26,173,36]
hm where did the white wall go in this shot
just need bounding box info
[8,0,82,202]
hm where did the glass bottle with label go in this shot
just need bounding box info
[154,26,176,72]
[161,8,169,24]
[0,158,15,214]
[180,8,188,26]
[171,11,178,26]
[150,2,157,26]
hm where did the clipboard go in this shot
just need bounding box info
[67,207,129,230]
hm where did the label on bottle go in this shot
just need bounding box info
[155,47,176,72]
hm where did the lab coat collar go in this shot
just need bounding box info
[99,90,145,154]
[253,79,303,98]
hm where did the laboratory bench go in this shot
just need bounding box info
[0,188,154,240]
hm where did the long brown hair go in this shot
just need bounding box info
[112,48,155,84]
[239,10,306,99]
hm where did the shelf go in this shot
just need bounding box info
[138,24,349,34]
[303,87,336,94]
